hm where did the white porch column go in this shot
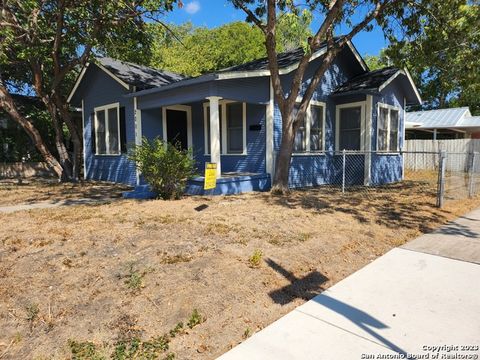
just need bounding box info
[364,95,373,186]
[134,96,142,185]
[265,80,275,176]
[207,96,222,177]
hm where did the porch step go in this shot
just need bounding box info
[122,185,157,199]
[185,173,271,196]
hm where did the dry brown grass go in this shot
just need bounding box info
[0,178,131,206]
[0,179,479,359]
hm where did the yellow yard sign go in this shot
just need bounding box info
[204,163,217,190]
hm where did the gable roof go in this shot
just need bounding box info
[96,57,186,91]
[333,66,422,105]
[334,67,398,94]
[67,58,185,103]
[218,40,367,75]
[69,39,369,102]
[405,107,476,129]
[124,40,368,99]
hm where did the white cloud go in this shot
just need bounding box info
[185,1,200,14]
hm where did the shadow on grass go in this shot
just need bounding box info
[3,178,133,205]
[267,258,328,305]
[261,181,450,234]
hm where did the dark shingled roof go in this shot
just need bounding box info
[334,66,399,94]
[96,57,186,91]
[218,40,334,73]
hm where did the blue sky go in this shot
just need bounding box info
[162,0,388,57]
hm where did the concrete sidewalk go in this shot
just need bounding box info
[218,209,480,360]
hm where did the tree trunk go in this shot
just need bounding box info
[0,84,63,179]
[272,128,295,193]
[50,109,73,181]
[55,94,82,181]
[271,109,303,194]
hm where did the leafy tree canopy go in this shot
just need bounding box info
[104,13,312,77]
[380,0,480,114]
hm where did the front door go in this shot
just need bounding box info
[166,109,188,150]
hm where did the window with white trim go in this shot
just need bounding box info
[377,104,400,152]
[94,103,120,155]
[293,102,325,153]
[204,101,246,155]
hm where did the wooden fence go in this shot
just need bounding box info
[403,139,480,172]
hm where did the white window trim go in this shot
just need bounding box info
[94,102,121,156]
[292,99,327,154]
[335,101,366,152]
[162,104,193,149]
[203,100,247,156]
[376,102,401,153]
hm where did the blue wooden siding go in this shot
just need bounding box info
[78,46,413,191]
[273,50,372,188]
[141,108,163,141]
[370,80,406,184]
[81,65,137,185]
[194,102,267,174]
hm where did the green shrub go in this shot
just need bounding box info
[128,137,196,200]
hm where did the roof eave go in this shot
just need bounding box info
[125,73,219,98]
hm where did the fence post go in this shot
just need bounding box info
[342,149,346,194]
[469,152,477,198]
[436,150,446,208]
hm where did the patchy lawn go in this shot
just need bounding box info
[0,180,479,359]
[0,178,131,206]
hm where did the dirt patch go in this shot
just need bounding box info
[0,178,132,206]
[0,181,479,359]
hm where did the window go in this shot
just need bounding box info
[293,102,325,153]
[338,106,362,151]
[226,103,244,154]
[310,105,324,151]
[94,103,120,155]
[377,104,400,152]
[293,105,305,152]
[204,101,246,155]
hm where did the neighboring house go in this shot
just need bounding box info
[1,95,53,163]
[406,107,480,140]
[0,94,82,164]
[67,40,421,195]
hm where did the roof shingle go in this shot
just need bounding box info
[334,66,399,95]
[96,57,186,91]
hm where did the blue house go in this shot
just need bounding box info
[67,40,421,195]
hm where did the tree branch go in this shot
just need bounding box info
[231,0,266,33]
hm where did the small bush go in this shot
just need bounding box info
[68,340,105,360]
[187,309,203,329]
[25,303,39,322]
[128,137,196,200]
[124,263,144,291]
[169,322,184,338]
[112,336,169,360]
[248,249,263,268]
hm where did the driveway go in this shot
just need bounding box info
[218,208,480,359]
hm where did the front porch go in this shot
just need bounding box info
[185,172,271,195]
[123,172,271,199]
[127,77,272,196]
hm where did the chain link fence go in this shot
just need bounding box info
[289,150,480,207]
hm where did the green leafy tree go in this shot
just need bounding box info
[124,17,312,77]
[363,53,388,70]
[0,0,178,180]
[230,0,423,193]
[0,96,56,162]
[148,21,266,76]
[383,0,480,113]
[128,138,196,200]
